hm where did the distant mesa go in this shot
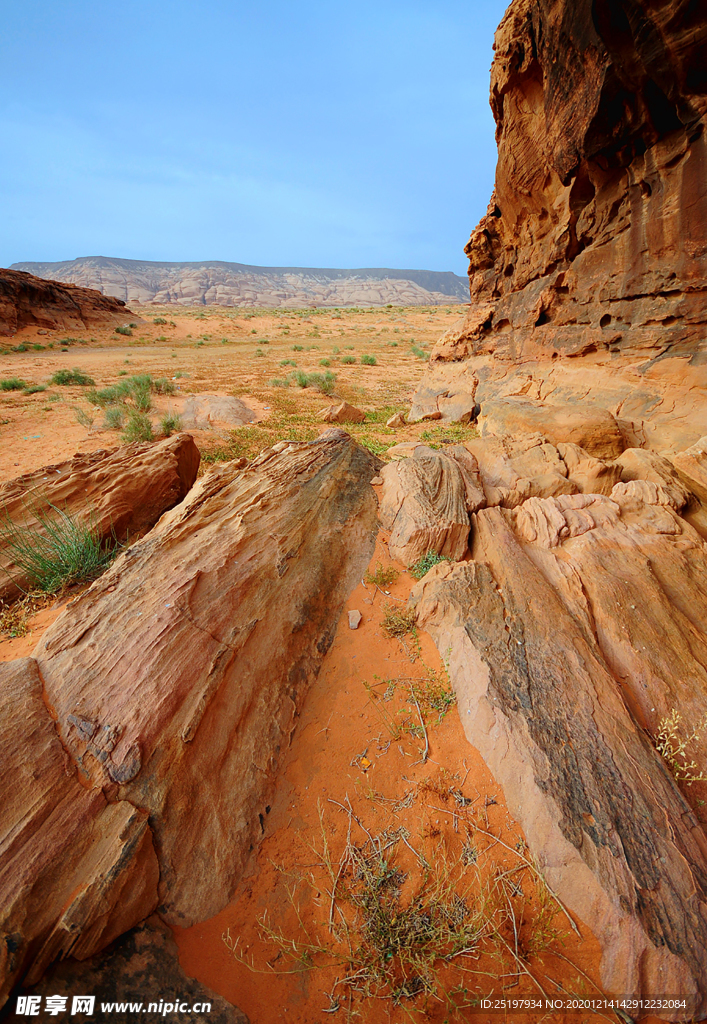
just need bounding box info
[10,256,469,308]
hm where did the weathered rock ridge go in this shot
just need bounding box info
[412,0,707,452]
[10,257,467,308]
[0,268,134,337]
[0,430,379,1006]
[0,433,200,602]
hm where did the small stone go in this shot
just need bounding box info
[370,475,383,485]
[386,412,406,428]
[348,609,362,629]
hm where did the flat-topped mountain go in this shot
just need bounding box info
[10,256,468,307]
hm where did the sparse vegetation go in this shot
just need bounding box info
[104,406,126,430]
[122,411,153,443]
[656,709,707,785]
[75,407,94,429]
[364,563,400,588]
[361,353,377,365]
[0,377,27,391]
[50,368,95,387]
[408,551,451,580]
[23,384,47,395]
[160,412,182,436]
[341,355,356,364]
[0,500,118,594]
[381,602,417,638]
[115,325,133,336]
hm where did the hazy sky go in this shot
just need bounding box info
[1,0,507,274]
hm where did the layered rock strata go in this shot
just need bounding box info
[0,268,133,337]
[0,430,378,1006]
[0,434,200,602]
[411,0,707,451]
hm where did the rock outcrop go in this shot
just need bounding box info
[10,257,468,308]
[0,430,379,1006]
[0,268,134,337]
[0,434,200,602]
[410,484,707,1010]
[412,0,707,450]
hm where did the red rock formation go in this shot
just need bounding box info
[0,268,134,337]
[413,0,707,450]
[0,430,379,1007]
[0,434,200,602]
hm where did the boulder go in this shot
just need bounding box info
[318,401,366,424]
[411,492,707,1013]
[0,434,200,602]
[23,917,248,1024]
[378,445,470,565]
[386,411,406,428]
[479,398,625,460]
[179,395,257,430]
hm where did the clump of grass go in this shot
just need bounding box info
[104,406,126,430]
[160,412,182,436]
[341,355,356,365]
[0,377,27,391]
[0,500,118,594]
[361,353,377,366]
[255,349,266,357]
[411,345,428,359]
[122,411,153,443]
[0,593,50,637]
[319,358,331,367]
[115,325,133,336]
[258,338,269,345]
[50,368,95,387]
[23,384,47,395]
[364,563,400,587]
[381,602,417,638]
[293,344,304,351]
[152,377,177,395]
[153,317,167,325]
[75,407,94,429]
[358,437,388,456]
[280,359,297,367]
[656,709,707,785]
[408,551,451,580]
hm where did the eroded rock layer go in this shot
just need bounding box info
[0,268,133,337]
[413,0,707,452]
[0,430,379,1006]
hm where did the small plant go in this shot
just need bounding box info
[255,349,265,357]
[381,602,417,638]
[23,384,47,395]
[341,355,356,365]
[411,345,428,359]
[319,358,331,367]
[293,344,304,351]
[115,325,133,336]
[656,709,707,785]
[357,437,388,456]
[75,407,94,429]
[160,412,182,436]
[122,411,153,443]
[0,500,118,594]
[361,353,377,366]
[364,563,400,588]
[280,359,297,367]
[104,406,126,430]
[152,377,177,395]
[153,317,167,325]
[408,551,451,580]
[258,338,269,345]
[0,377,27,391]
[0,593,49,638]
[50,368,95,387]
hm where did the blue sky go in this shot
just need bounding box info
[1,0,507,274]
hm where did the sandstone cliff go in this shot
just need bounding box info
[10,257,467,308]
[411,0,707,452]
[0,268,133,337]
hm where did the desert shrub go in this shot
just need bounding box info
[0,377,27,391]
[153,317,167,325]
[115,325,132,336]
[341,355,356,365]
[122,411,153,443]
[319,358,331,367]
[50,368,95,387]
[381,603,417,638]
[152,377,177,395]
[23,384,47,395]
[361,353,377,366]
[104,406,126,430]
[280,359,297,367]
[160,412,182,436]
[293,344,304,351]
[75,408,94,428]
[364,563,400,587]
[408,551,451,580]
[0,500,117,594]
[411,345,428,359]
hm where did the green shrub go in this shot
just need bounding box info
[319,358,331,367]
[50,368,95,386]
[115,325,133,336]
[411,345,427,359]
[361,354,377,366]
[258,338,269,345]
[153,317,167,325]
[280,359,297,367]
[23,384,47,395]
[0,500,117,594]
[408,551,451,580]
[293,344,304,351]
[152,377,177,395]
[160,412,182,436]
[12,344,28,353]
[341,355,356,365]
[122,411,153,443]
[104,406,126,430]
[0,377,27,391]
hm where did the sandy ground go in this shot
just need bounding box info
[0,306,666,1023]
